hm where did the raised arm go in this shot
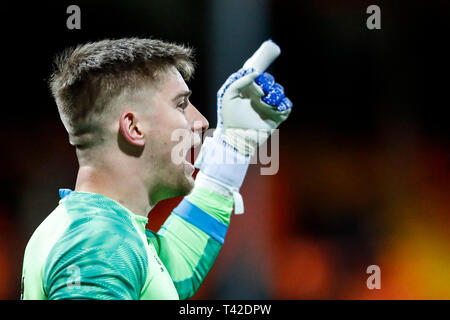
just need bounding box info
[147,40,293,299]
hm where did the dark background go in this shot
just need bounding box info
[0,0,449,299]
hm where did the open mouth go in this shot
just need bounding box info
[175,132,202,177]
[183,145,200,176]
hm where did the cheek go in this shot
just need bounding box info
[147,115,187,160]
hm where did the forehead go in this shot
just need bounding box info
[157,66,189,95]
[120,66,188,111]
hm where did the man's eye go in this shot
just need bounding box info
[177,100,188,112]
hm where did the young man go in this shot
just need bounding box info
[21,38,292,299]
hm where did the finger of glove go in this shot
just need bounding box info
[262,83,285,106]
[276,97,293,112]
[242,40,281,73]
[255,72,275,94]
[217,68,254,99]
[226,71,259,98]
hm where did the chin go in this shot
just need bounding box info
[152,178,193,204]
[155,159,196,200]
[164,171,195,200]
[178,173,195,195]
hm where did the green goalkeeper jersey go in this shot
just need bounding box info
[21,185,233,300]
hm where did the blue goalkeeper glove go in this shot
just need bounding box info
[194,40,293,213]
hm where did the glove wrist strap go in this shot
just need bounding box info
[194,136,251,188]
[194,136,251,214]
[194,171,245,214]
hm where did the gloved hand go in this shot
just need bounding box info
[194,40,293,214]
[216,68,293,156]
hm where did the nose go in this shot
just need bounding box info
[186,104,209,133]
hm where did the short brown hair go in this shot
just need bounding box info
[49,37,195,148]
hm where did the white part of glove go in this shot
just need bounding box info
[215,40,292,156]
[219,70,292,156]
[194,40,293,214]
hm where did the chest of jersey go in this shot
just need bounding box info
[139,243,179,300]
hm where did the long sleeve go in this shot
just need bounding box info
[146,183,234,299]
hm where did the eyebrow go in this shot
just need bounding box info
[172,90,192,102]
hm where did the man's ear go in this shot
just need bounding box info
[119,111,145,147]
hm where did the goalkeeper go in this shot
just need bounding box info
[21,38,292,299]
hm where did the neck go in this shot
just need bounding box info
[75,163,153,217]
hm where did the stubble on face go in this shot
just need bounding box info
[138,67,196,201]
